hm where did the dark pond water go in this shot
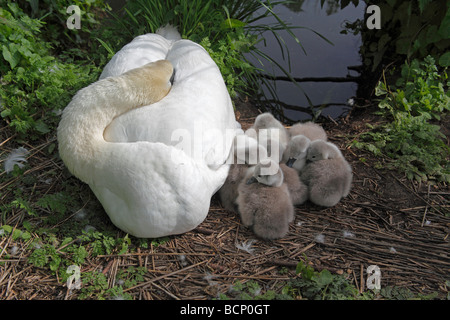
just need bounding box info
[246,0,365,122]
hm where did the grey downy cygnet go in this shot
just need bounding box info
[236,159,294,240]
[232,134,308,205]
[279,163,308,205]
[282,134,311,172]
[300,140,352,207]
[219,134,268,213]
[289,121,327,141]
[245,113,289,163]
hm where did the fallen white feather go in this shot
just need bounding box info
[203,272,219,287]
[235,239,257,254]
[4,147,29,173]
[314,234,325,243]
[343,230,355,238]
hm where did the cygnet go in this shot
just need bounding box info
[282,135,311,172]
[219,135,268,213]
[279,163,308,205]
[255,136,310,206]
[289,121,327,141]
[236,160,294,240]
[300,140,352,207]
[245,113,289,163]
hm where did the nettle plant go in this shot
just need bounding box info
[390,55,450,120]
[354,56,449,182]
[0,3,100,137]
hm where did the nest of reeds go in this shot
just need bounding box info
[0,99,448,300]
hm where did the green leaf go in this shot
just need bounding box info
[0,225,13,234]
[438,8,450,39]
[2,45,18,69]
[220,18,246,30]
[313,269,333,287]
[438,52,450,67]
[296,261,316,280]
[35,120,50,134]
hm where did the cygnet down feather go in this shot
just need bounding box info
[219,163,248,213]
[236,160,294,240]
[282,135,311,172]
[245,113,289,163]
[219,135,267,213]
[300,140,352,207]
[289,121,327,141]
[279,163,308,205]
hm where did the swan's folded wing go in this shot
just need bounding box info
[99,34,174,79]
[89,142,229,238]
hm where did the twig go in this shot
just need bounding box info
[265,259,297,268]
[124,259,210,292]
[360,263,364,294]
[391,173,445,216]
[194,227,215,235]
[149,281,180,300]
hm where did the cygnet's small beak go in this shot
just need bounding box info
[246,176,258,185]
[170,69,176,85]
[286,157,296,168]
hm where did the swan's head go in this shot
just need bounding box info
[306,140,343,162]
[123,59,174,103]
[246,159,283,187]
[285,135,311,167]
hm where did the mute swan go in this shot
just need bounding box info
[236,160,294,240]
[300,140,352,207]
[58,26,238,238]
[245,113,289,163]
[289,121,327,141]
[282,135,311,172]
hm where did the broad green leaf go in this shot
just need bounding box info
[220,18,246,30]
[438,52,450,67]
[2,45,18,69]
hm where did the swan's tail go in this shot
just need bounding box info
[57,60,174,184]
[156,24,182,41]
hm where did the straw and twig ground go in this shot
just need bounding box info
[0,99,449,300]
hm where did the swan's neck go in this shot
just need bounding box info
[57,61,172,183]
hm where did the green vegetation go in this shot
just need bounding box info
[341,0,450,71]
[286,260,364,299]
[0,223,155,300]
[341,0,449,183]
[353,56,449,183]
[218,279,292,300]
[0,2,102,137]
[218,258,436,300]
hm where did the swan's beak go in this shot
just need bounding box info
[170,69,176,85]
[286,157,296,168]
[246,176,258,185]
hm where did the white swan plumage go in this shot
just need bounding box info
[58,26,238,238]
